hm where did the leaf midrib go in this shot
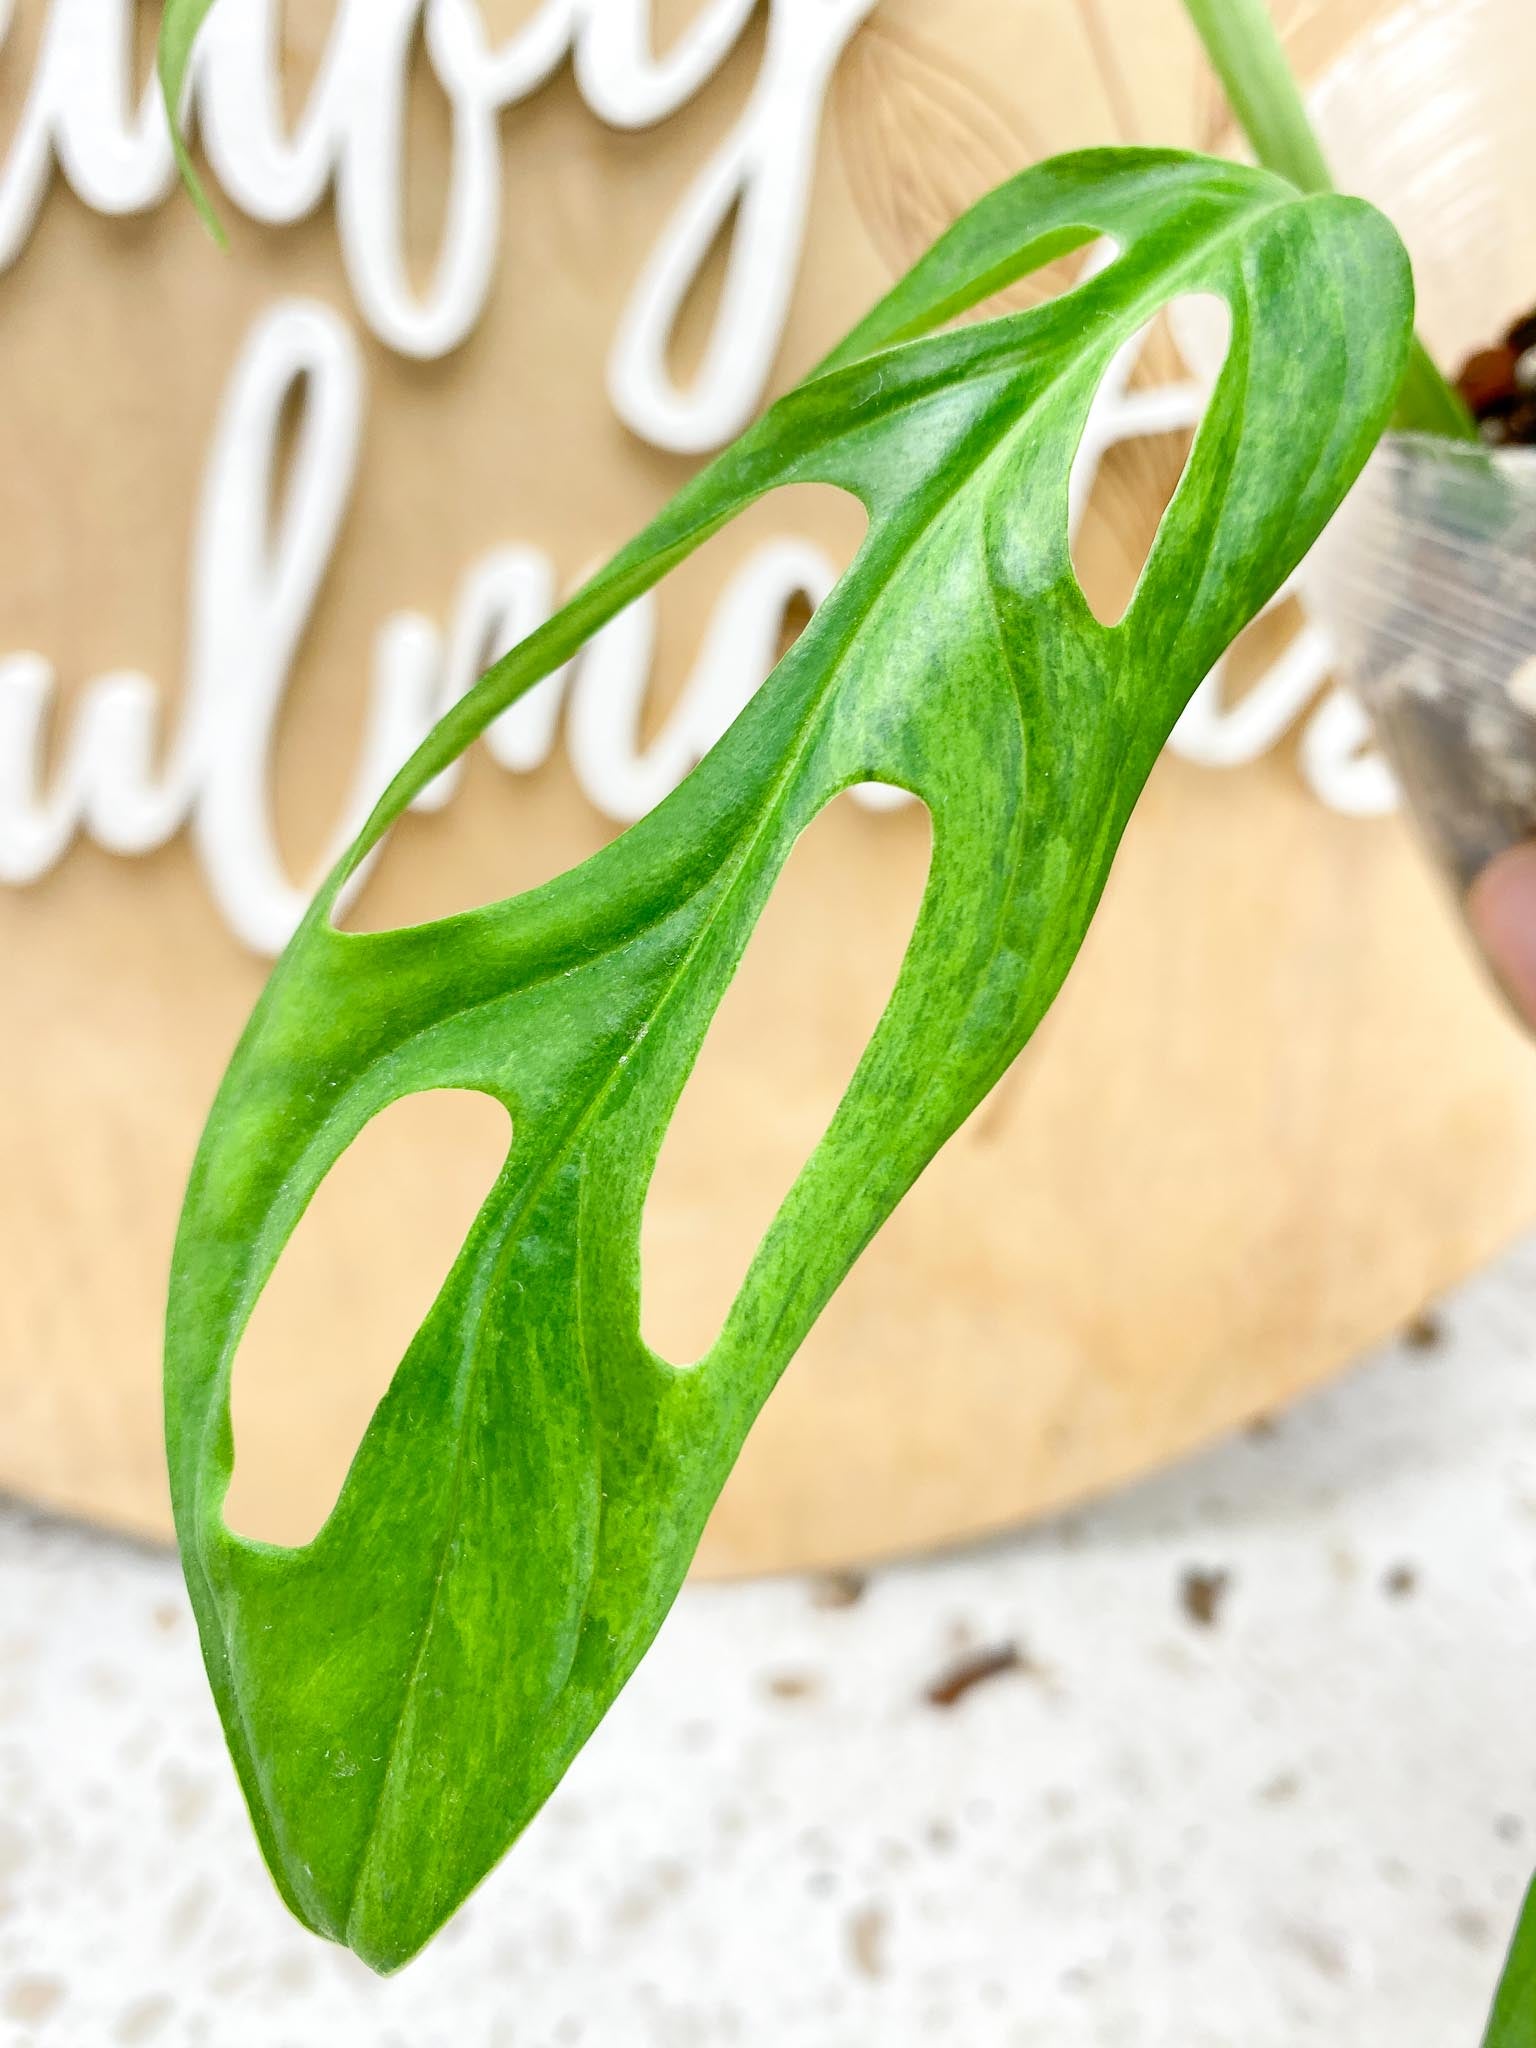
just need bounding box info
[335,383,1035,1940]
[223,179,1306,1946]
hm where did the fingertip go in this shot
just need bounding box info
[1466,839,1536,1031]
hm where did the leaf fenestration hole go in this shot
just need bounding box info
[334,483,868,932]
[224,1088,512,1548]
[641,788,933,1366]
[1169,588,1323,770]
[927,231,1115,337]
[1068,292,1231,628]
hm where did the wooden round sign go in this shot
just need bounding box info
[4,0,1535,1573]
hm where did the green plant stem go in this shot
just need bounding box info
[1182,0,1475,441]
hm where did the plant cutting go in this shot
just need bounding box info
[151,0,1535,2027]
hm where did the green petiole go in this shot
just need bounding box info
[1182,0,1476,442]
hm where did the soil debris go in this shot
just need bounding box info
[115,1994,175,2045]
[1403,1311,1444,1352]
[1282,1920,1349,1983]
[1450,1907,1495,1951]
[765,1671,820,1702]
[1457,308,1536,445]
[4,1978,65,2024]
[1258,1771,1301,1805]
[846,1904,889,1980]
[924,1641,1028,1708]
[811,1570,867,1612]
[1383,1563,1419,1600]
[1180,1567,1231,1629]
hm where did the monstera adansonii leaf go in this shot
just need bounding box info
[164,150,1412,1971]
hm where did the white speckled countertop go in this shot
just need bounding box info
[7,1237,1536,2047]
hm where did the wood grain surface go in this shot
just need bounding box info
[4,0,1532,1574]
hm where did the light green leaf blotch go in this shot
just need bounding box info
[164,150,1412,1972]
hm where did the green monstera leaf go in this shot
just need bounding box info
[164,145,1411,1972]
[157,0,225,243]
[1486,1880,1536,2048]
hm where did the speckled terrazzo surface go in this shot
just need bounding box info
[8,1242,1536,2046]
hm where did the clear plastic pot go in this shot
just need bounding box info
[1315,436,1536,894]
[1299,0,1536,1010]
